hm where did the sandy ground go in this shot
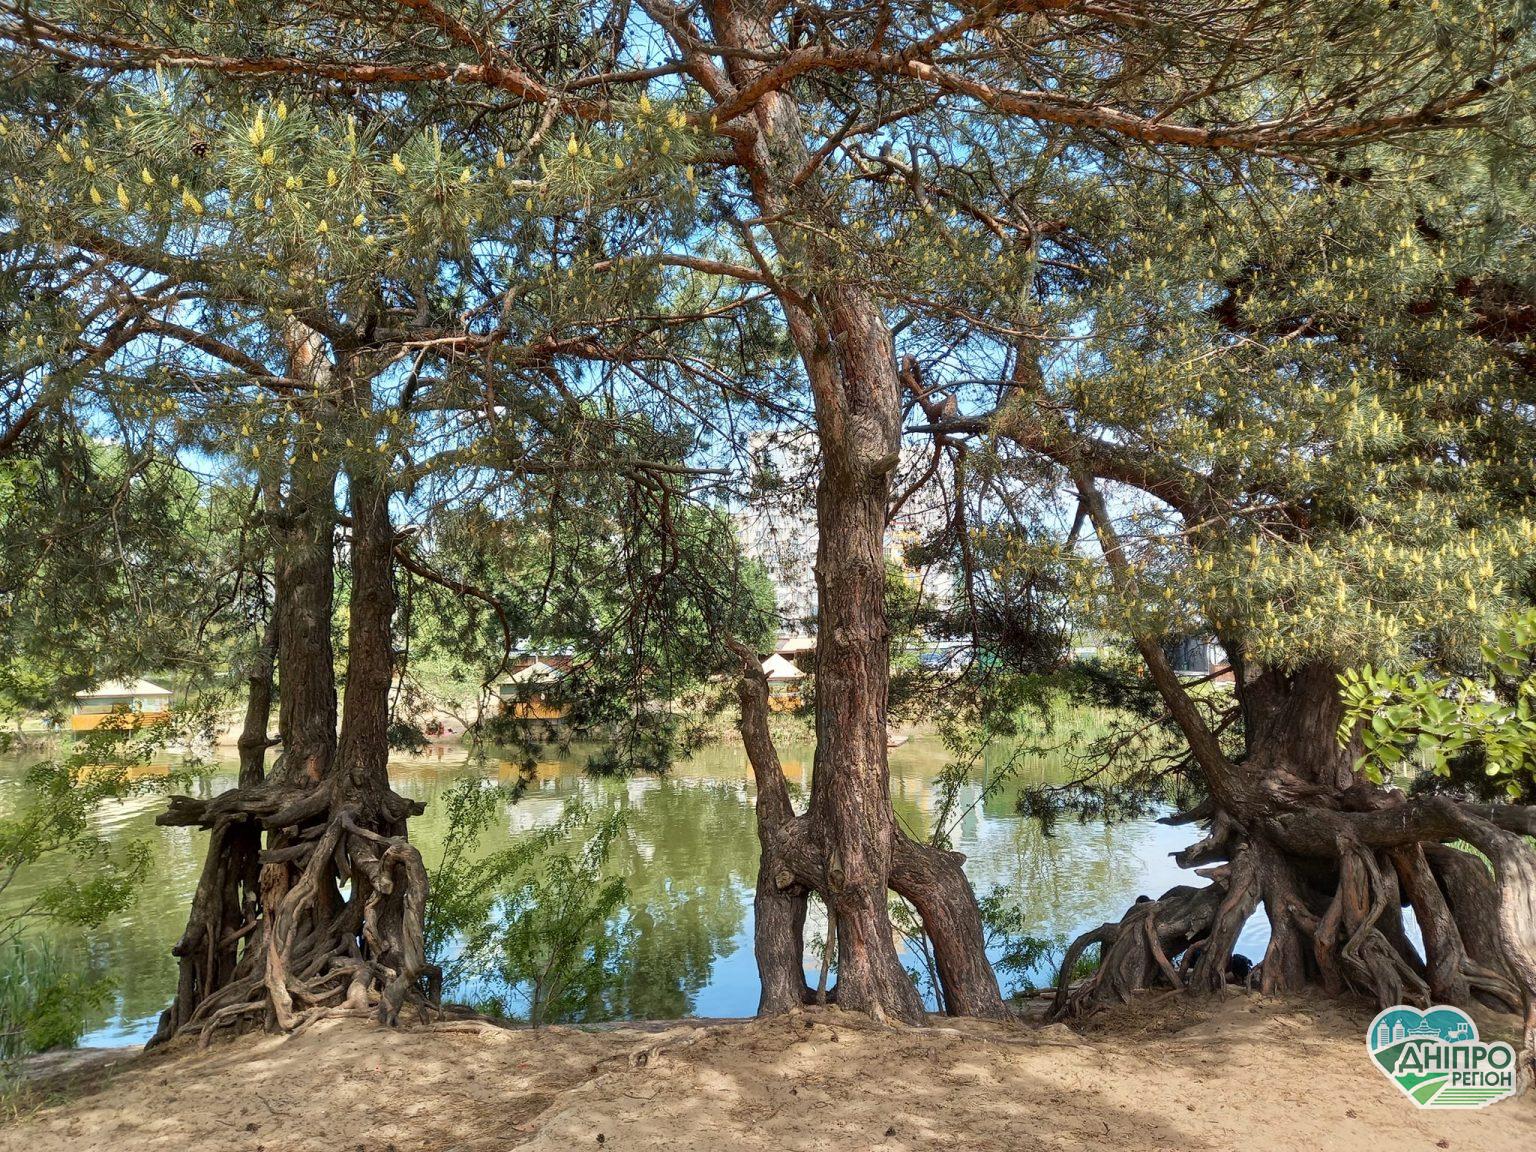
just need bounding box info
[3,995,1533,1152]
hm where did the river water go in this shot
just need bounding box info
[0,737,1273,1045]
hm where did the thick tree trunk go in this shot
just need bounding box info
[270,453,338,786]
[152,349,432,1045]
[334,462,396,813]
[325,456,428,1021]
[1239,663,1360,789]
[888,833,1012,1016]
[730,640,814,1013]
[700,0,1004,1024]
[1423,843,1522,1008]
[151,457,335,1043]
[235,613,277,788]
[1058,659,1535,1029]
[1060,476,1536,1082]
[806,441,928,1023]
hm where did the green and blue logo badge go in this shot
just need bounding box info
[1367,1006,1518,1108]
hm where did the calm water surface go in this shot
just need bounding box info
[0,737,1271,1045]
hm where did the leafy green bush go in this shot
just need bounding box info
[1340,608,1536,797]
[0,939,107,1063]
[973,891,1067,1000]
[0,743,164,941]
[427,780,629,1025]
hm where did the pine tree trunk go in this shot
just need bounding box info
[1053,651,1536,1074]
[707,0,1006,1024]
[325,453,429,1020]
[1237,662,1361,789]
[270,453,338,786]
[334,459,395,813]
[729,640,814,1013]
[1058,478,1536,1052]
[153,347,431,1043]
[807,434,927,1023]
[235,613,277,788]
[151,457,336,1043]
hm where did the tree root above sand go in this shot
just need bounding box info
[150,782,435,1046]
[1050,794,1536,1086]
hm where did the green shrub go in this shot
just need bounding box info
[0,939,107,1063]
[0,723,184,1074]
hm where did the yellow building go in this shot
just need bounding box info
[497,656,574,721]
[761,653,806,712]
[71,679,173,732]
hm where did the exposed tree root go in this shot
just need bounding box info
[152,337,442,1048]
[1051,881,1226,1018]
[150,782,433,1046]
[1051,791,1536,1088]
[1062,463,1536,1081]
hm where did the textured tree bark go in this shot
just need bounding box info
[152,343,431,1044]
[270,450,338,787]
[888,834,1010,1016]
[702,0,1004,1024]
[806,435,928,1024]
[1424,843,1521,1007]
[1239,663,1361,789]
[328,452,429,1023]
[1056,647,1536,1034]
[1056,471,1536,1084]
[235,613,277,788]
[1393,844,1475,1006]
[1052,884,1226,1016]
[151,453,336,1044]
[333,460,396,814]
[694,0,1001,1026]
[729,640,814,1014]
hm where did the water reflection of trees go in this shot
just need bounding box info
[28,788,237,1043]
[0,740,1200,1039]
[414,758,757,1022]
[597,779,753,1019]
[891,746,1181,946]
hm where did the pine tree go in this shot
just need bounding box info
[3,17,787,1037]
[5,0,1532,1040]
[911,123,1536,1041]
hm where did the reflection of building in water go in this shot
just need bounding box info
[5,733,1266,1038]
[625,776,661,806]
[777,753,809,787]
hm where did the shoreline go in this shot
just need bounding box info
[6,994,1532,1151]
